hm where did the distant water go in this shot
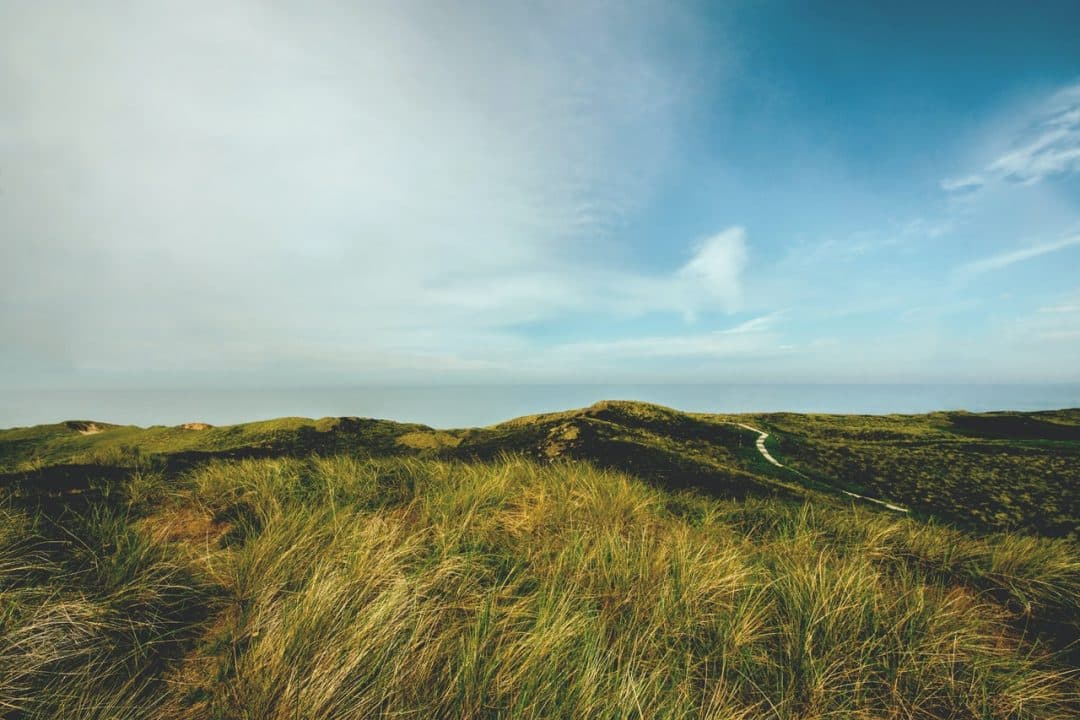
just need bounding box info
[2,385,1079,430]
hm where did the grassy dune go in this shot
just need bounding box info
[2,453,1078,718]
[3,401,1077,534]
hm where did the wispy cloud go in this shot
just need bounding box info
[723,311,783,334]
[957,234,1080,277]
[943,83,1080,192]
[939,174,985,193]
[988,127,1080,185]
[1004,290,1080,344]
[1038,303,1080,314]
[549,311,785,361]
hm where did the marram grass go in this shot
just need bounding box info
[2,456,1077,718]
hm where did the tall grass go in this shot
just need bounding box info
[0,501,210,718]
[2,456,1077,718]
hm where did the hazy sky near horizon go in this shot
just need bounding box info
[3,1,1079,388]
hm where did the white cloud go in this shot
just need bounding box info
[957,234,1080,277]
[675,227,748,315]
[1004,290,1080,344]
[940,174,985,193]
[900,218,955,240]
[988,127,1080,185]
[943,83,1080,191]
[723,311,782,334]
[1038,303,1080,314]
[0,0,732,381]
[938,84,1080,297]
[416,224,750,324]
[549,311,783,361]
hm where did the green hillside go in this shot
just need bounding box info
[750,409,1080,536]
[4,401,1078,535]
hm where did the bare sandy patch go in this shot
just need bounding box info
[64,420,111,435]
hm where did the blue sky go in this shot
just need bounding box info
[2,0,1079,389]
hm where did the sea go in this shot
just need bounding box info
[2,384,1079,430]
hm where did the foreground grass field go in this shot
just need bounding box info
[2,452,1078,718]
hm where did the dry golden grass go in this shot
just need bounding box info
[2,456,1078,718]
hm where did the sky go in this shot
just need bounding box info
[3,0,1080,392]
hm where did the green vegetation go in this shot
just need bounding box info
[0,416,427,474]
[1,402,1077,717]
[754,410,1080,536]
[4,402,1076,535]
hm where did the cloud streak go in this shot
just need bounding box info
[548,311,784,362]
[957,234,1080,277]
[943,83,1080,192]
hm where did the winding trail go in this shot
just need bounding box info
[838,489,909,513]
[736,423,783,467]
[732,421,909,514]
